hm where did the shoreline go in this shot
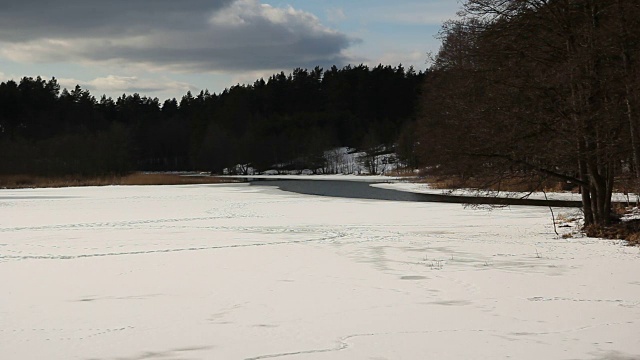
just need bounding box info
[249,179,584,208]
[0,172,240,189]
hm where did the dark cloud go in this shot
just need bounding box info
[0,1,234,41]
[0,0,357,72]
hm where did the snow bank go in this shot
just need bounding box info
[374,181,640,203]
[228,174,398,182]
[226,147,403,176]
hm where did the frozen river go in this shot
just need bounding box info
[1,182,640,359]
[250,179,584,207]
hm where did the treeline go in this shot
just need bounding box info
[0,64,424,176]
[415,0,640,225]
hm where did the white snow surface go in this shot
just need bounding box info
[2,182,640,360]
[373,181,640,203]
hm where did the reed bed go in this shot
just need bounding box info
[0,173,238,189]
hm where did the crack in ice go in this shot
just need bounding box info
[0,233,348,261]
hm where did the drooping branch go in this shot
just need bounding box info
[466,152,589,187]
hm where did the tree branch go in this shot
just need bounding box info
[468,152,589,187]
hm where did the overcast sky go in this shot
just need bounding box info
[0,0,461,100]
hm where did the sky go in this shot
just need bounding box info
[0,0,462,101]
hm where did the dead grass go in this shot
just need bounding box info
[555,212,581,223]
[0,173,239,189]
[585,220,640,245]
[412,175,460,189]
[415,174,571,193]
[116,173,240,186]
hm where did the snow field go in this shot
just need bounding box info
[1,183,640,359]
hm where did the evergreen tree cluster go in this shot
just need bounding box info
[0,65,424,176]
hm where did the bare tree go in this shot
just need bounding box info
[417,0,640,225]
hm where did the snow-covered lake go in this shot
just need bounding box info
[1,182,639,359]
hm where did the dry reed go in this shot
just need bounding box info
[0,173,239,189]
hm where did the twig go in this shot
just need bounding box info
[543,189,559,236]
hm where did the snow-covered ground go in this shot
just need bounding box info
[229,174,398,182]
[374,181,640,203]
[228,146,401,176]
[1,182,640,359]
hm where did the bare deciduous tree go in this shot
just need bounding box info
[417,0,640,226]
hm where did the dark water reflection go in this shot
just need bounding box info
[250,179,584,208]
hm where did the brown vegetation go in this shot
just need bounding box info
[0,173,239,189]
[579,203,640,244]
[416,174,572,193]
[585,220,640,245]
